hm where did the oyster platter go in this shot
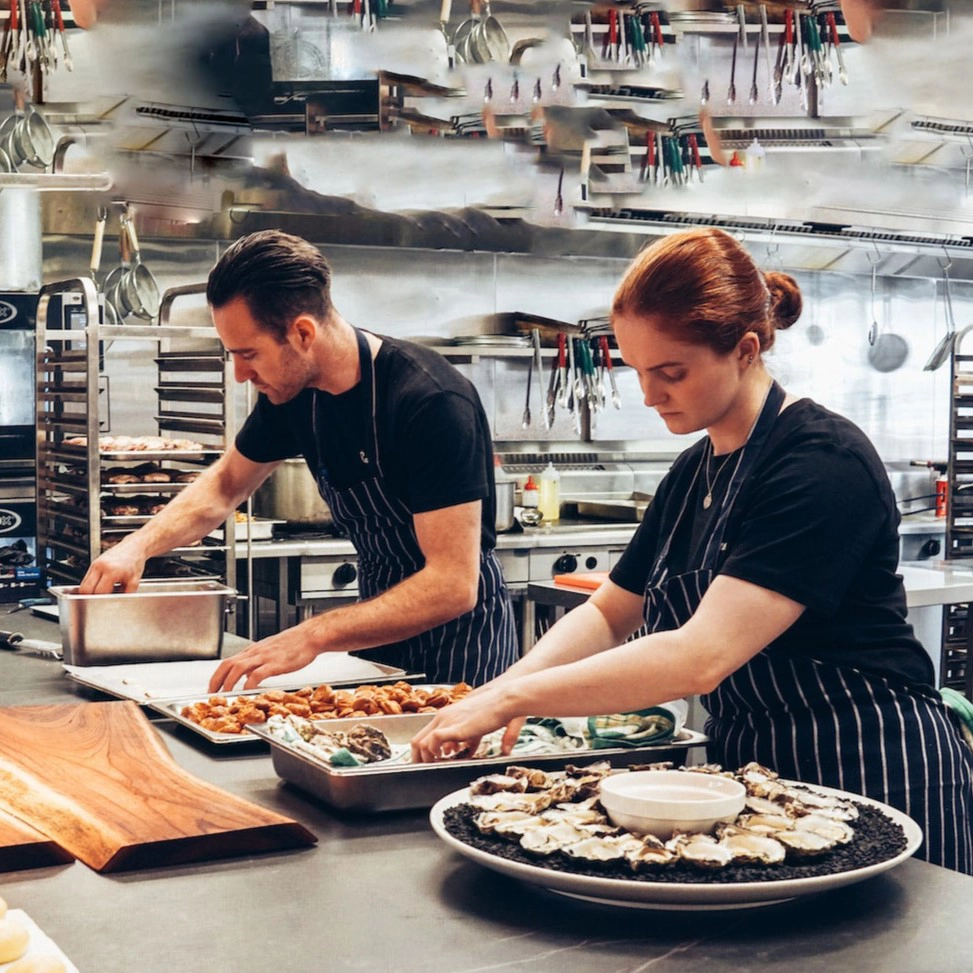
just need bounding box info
[430,761,923,909]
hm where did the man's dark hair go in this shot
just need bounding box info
[206,229,333,342]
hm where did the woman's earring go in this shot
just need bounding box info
[747,355,754,365]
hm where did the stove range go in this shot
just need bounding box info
[272,522,346,541]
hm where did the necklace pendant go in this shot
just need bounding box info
[703,493,712,510]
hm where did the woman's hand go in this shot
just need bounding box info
[411,685,524,762]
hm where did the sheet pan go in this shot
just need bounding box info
[247,715,709,812]
[65,654,408,707]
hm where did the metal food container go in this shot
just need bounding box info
[247,715,708,813]
[51,581,237,666]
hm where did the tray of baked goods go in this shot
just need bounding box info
[240,694,708,812]
[59,434,220,461]
[150,679,461,745]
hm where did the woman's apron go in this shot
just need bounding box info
[308,329,518,687]
[642,381,973,874]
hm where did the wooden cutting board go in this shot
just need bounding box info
[0,701,316,872]
[0,807,74,873]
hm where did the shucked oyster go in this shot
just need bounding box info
[344,724,392,763]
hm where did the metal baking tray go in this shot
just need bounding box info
[51,580,237,665]
[147,672,424,742]
[247,715,709,812]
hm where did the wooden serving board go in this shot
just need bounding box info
[0,701,316,872]
[0,807,74,873]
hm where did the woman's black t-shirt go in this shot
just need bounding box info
[235,335,498,549]
[609,398,933,686]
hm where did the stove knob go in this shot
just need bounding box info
[553,553,578,574]
[333,562,358,587]
[919,538,941,559]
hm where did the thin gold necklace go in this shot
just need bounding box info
[702,441,734,510]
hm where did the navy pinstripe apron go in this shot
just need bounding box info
[308,329,518,687]
[643,381,973,873]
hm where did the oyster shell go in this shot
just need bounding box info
[474,810,541,836]
[563,834,643,862]
[519,822,593,856]
[668,833,734,869]
[344,724,392,763]
[470,773,529,796]
[775,829,836,856]
[469,790,553,814]
[788,788,860,821]
[735,812,794,834]
[793,814,855,845]
[720,833,786,865]
[505,766,555,790]
[626,834,677,869]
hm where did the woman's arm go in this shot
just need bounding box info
[411,574,805,761]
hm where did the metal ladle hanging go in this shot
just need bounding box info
[866,257,909,373]
[924,255,958,371]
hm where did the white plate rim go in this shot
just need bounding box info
[429,779,923,909]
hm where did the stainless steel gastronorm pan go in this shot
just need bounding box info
[247,715,709,813]
[51,581,237,666]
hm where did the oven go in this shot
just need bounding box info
[0,291,81,599]
[0,292,42,598]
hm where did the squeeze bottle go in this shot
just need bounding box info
[538,462,561,523]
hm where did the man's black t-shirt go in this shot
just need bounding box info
[610,398,933,686]
[236,335,498,548]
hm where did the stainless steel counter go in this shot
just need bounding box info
[0,609,971,973]
[234,522,639,560]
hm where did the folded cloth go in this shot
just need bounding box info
[585,700,687,749]
[940,687,973,751]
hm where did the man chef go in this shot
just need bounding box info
[79,230,519,692]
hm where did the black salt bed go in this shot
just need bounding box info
[442,802,907,884]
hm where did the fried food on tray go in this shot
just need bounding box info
[181,680,472,735]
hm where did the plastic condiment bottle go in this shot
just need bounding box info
[521,475,542,527]
[538,462,561,523]
[745,137,766,172]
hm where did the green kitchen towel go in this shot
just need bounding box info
[940,687,973,750]
[586,706,679,749]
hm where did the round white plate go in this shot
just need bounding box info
[429,781,923,910]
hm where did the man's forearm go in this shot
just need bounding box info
[296,565,476,655]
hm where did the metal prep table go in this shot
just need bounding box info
[0,607,971,973]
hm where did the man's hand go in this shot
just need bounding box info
[208,630,322,693]
[78,542,148,594]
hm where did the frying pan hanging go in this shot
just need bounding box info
[118,215,161,321]
[451,0,478,63]
[470,0,509,63]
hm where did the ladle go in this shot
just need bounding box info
[866,261,909,373]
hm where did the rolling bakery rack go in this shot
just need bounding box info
[942,327,973,699]
[34,278,238,590]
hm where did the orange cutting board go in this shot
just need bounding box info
[0,807,74,872]
[0,701,316,872]
[553,571,610,591]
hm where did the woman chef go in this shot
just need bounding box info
[413,228,973,874]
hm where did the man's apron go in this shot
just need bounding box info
[308,329,518,686]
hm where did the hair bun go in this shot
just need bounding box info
[765,271,802,330]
